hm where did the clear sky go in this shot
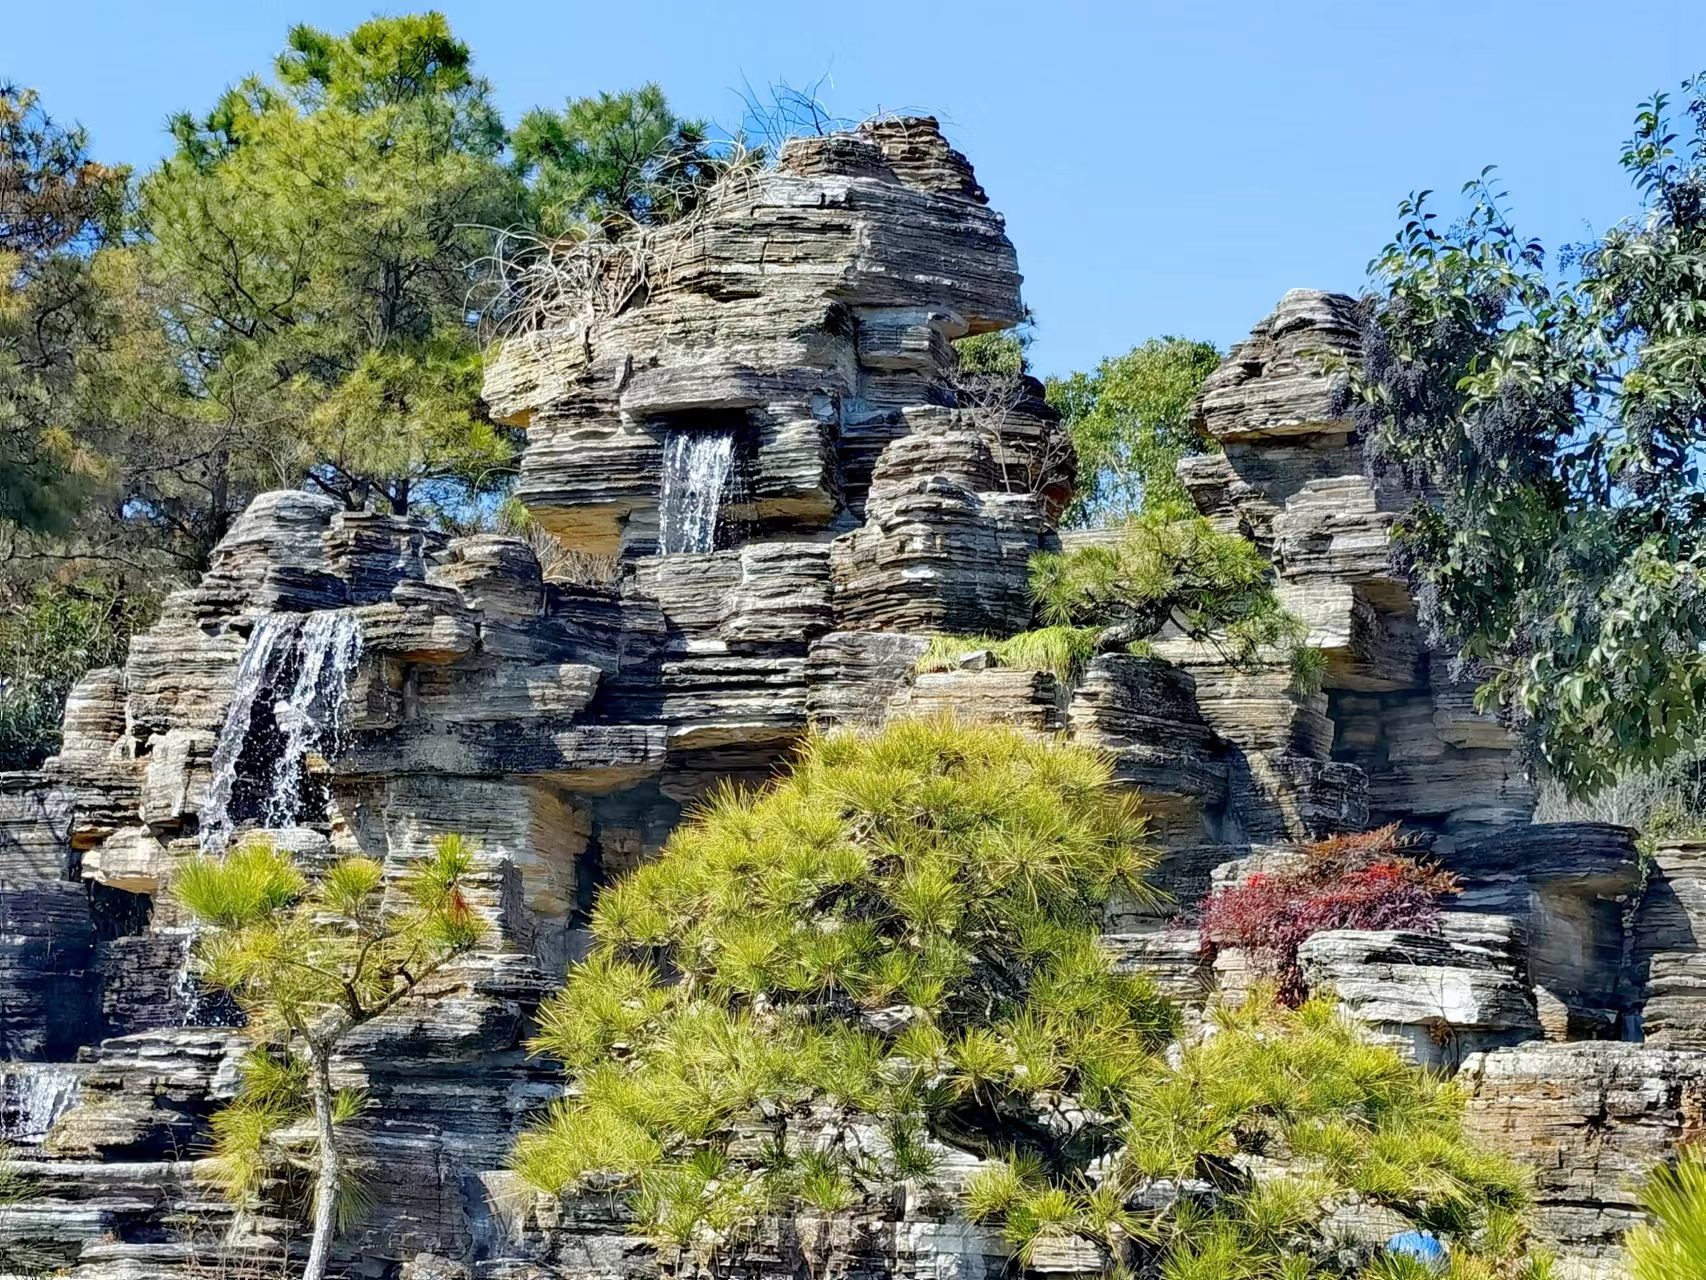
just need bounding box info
[11,0,1706,376]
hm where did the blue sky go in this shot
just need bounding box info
[11,0,1706,376]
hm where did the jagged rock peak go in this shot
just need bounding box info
[482,116,1034,558]
[1192,288,1364,442]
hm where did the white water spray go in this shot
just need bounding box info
[0,1065,80,1144]
[181,611,362,1025]
[658,429,735,554]
[199,612,363,852]
[259,611,363,831]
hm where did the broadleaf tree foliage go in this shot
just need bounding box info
[175,835,484,1280]
[1044,338,1220,526]
[1356,75,1706,794]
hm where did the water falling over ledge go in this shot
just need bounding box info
[657,428,736,554]
[198,611,364,853]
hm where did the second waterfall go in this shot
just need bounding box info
[199,610,364,851]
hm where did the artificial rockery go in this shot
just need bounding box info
[0,117,1697,1280]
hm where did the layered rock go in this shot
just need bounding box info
[1180,289,1532,845]
[1,134,1679,1280]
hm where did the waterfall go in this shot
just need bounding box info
[260,612,364,831]
[0,1065,79,1144]
[658,428,736,554]
[199,611,363,849]
[199,614,296,851]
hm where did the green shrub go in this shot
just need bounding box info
[1625,1149,1706,1280]
[915,625,1106,683]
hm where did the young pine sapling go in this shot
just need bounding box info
[174,834,484,1280]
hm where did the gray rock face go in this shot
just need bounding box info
[1299,917,1541,1068]
[1,205,1663,1280]
[1629,837,1706,1047]
[1180,290,1532,845]
[1461,1042,1706,1265]
[483,117,1051,558]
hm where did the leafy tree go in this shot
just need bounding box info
[0,579,156,770]
[1625,1149,1706,1280]
[104,12,524,525]
[1044,338,1220,526]
[953,330,1029,379]
[0,85,125,534]
[1355,76,1706,794]
[175,835,484,1280]
[512,720,1545,1276]
[513,84,722,235]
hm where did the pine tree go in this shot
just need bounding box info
[175,834,484,1280]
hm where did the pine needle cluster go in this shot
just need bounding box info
[513,720,1547,1276]
[1028,515,1325,689]
[513,718,1175,1259]
[175,833,484,1268]
[1625,1147,1706,1280]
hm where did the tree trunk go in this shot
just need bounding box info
[303,1044,341,1280]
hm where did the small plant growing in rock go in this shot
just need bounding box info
[1199,824,1460,1005]
[175,834,484,1280]
[1027,514,1324,688]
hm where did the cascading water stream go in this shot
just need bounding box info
[198,614,296,853]
[199,612,364,852]
[0,1064,80,1144]
[260,611,364,831]
[178,609,362,1025]
[658,428,736,554]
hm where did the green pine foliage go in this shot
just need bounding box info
[513,84,723,235]
[177,834,484,1272]
[1027,515,1324,688]
[513,719,1175,1259]
[1625,1149,1706,1280]
[515,720,1544,1275]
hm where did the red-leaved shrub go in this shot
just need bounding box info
[1198,824,1460,1005]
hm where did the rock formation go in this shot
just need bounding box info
[0,124,1699,1280]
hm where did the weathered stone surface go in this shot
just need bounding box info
[889,666,1063,733]
[1,770,76,882]
[1193,289,1362,443]
[1300,916,1541,1068]
[1066,656,1229,847]
[15,144,1660,1280]
[1461,1042,1706,1267]
[0,880,97,1059]
[804,631,931,728]
[485,117,1030,556]
[832,416,1048,636]
[1630,837,1706,1047]
[1443,823,1641,1029]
